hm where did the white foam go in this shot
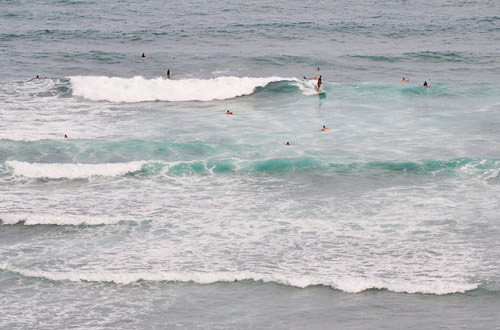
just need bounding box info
[69,75,295,102]
[0,213,120,225]
[5,160,145,179]
[0,265,477,295]
[294,78,325,95]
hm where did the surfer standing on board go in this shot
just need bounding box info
[317,75,322,92]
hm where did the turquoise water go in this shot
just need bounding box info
[2,0,500,329]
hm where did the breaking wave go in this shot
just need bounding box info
[69,75,298,102]
[0,264,478,295]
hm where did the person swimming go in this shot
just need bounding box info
[35,75,40,79]
[226,110,233,115]
[423,81,428,87]
[64,134,68,139]
[401,77,409,82]
[285,141,291,146]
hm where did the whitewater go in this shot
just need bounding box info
[2,0,500,329]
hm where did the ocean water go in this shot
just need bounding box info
[1,0,500,328]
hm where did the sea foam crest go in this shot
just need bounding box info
[70,75,295,102]
[0,213,120,226]
[5,160,145,179]
[0,265,478,295]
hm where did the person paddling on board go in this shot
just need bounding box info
[226,110,233,115]
[401,77,409,82]
[322,125,328,131]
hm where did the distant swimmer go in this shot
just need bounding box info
[423,81,429,88]
[141,53,146,58]
[401,77,409,82]
[64,134,68,139]
[317,75,322,91]
[226,110,233,115]
[322,125,328,131]
[35,75,40,79]
[167,69,171,79]
[285,141,291,146]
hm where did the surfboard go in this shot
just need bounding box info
[317,90,326,98]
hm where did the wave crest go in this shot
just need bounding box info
[5,160,145,179]
[0,264,478,295]
[69,75,296,102]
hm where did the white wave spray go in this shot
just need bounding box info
[69,75,296,102]
[5,160,145,179]
[0,264,478,295]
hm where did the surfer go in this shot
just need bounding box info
[141,53,146,58]
[285,141,291,146]
[401,77,409,82]
[226,110,233,115]
[423,81,428,88]
[322,125,328,131]
[317,75,322,92]
[35,75,40,79]
[167,69,171,79]
[64,134,68,139]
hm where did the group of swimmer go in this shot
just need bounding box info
[401,76,430,87]
[224,67,328,146]
[58,60,428,141]
[225,107,328,147]
[285,124,329,146]
[141,53,172,79]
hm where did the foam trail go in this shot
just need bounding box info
[5,160,145,179]
[69,75,296,102]
[0,213,121,226]
[0,265,477,295]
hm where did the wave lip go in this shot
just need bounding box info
[0,265,478,295]
[69,75,295,102]
[5,160,145,179]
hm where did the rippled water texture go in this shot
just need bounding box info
[1,0,500,329]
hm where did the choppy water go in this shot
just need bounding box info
[1,0,500,329]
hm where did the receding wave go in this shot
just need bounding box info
[0,264,478,295]
[69,75,297,102]
[3,158,500,180]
